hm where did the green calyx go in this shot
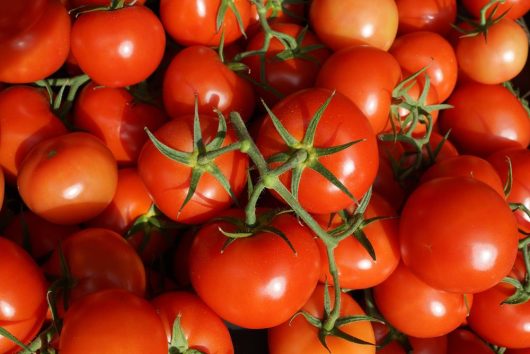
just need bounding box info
[169,315,206,354]
[453,0,508,39]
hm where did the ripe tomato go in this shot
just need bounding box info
[0,86,67,183]
[462,0,530,20]
[439,83,530,156]
[159,0,251,46]
[309,0,399,51]
[17,132,118,225]
[0,237,48,354]
[59,289,167,354]
[255,88,379,214]
[446,328,495,354]
[0,0,70,83]
[162,46,255,121]
[395,0,457,35]
[74,81,167,165]
[373,322,448,354]
[70,5,165,87]
[316,45,402,134]
[268,284,375,354]
[400,176,519,293]
[151,291,234,353]
[189,210,320,329]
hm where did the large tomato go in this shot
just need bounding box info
[462,0,530,20]
[189,210,320,329]
[395,0,457,35]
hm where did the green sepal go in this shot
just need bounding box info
[302,91,335,146]
[0,327,31,352]
[309,160,356,202]
[262,99,298,146]
[144,128,191,165]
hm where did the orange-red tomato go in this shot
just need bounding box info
[395,0,457,35]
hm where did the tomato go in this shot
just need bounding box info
[395,0,457,35]
[400,176,519,293]
[17,132,118,225]
[455,19,528,84]
[0,0,48,43]
[0,0,70,83]
[70,5,165,87]
[374,262,470,338]
[67,0,146,9]
[268,284,375,354]
[244,23,330,106]
[0,237,48,354]
[373,157,406,211]
[151,292,234,353]
[162,46,255,121]
[189,210,320,329]
[373,322,448,354]
[59,289,167,354]
[317,193,400,289]
[316,45,402,134]
[255,88,379,214]
[446,328,495,354]
[439,83,530,156]
[0,86,67,183]
[309,0,399,51]
[74,82,167,165]
[389,31,458,102]
[137,114,248,224]
[160,0,250,46]
[462,0,530,20]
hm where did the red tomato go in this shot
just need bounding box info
[137,115,248,224]
[0,86,67,183]
[373,157,406,211]
[59,289,167,354]
[151,292,234,353]
[67,0,146,9]
[159,0,250,46]
[455,19,528,84]
[0,237,48,354]
[309,0,399,51]
[189,210,320,329]
[0,0,70,83]
[400,176,519,293]
[446,328,495,354]
[439,83,530,156]
[17,132,118,225]
[395,0,457,35]
[70,5,165,87]
[462,0,530,20]
[316,45,402,134]
[255,88,379,214]
[373,322,448,354]
[162,46,255,121]
[389,31,458,102]
[74,82,167,165]
[268,284,375,354]
[374,262,471,338]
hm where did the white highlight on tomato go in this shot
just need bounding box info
[0,300,15,318]
[118,40,134,58]
[430,300,447,317]
[263,276,287,299]
[62,183,84,200]
[472,243,498,271]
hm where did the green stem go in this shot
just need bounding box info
[244,183,266,226]
[323,244,341,331]
[480,0,505,25]
[198,141,242,163]
[523,244,530,292]
[229,112,268,175]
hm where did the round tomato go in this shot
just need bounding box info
[446,328,495,354]
[0,0,48,42]
[395,0,457,35]
[462,0,530,20]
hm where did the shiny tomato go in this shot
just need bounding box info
[71,5,165,87]
[162,46,255,121]
[0,0,70,83]
[17,132,118,225]
[189,210,320,329]
[151,292,234,353]
[309,0,399,51]
[74,82,167,165]
[395,0,457,35]
[462,0,530,20]
[0,237,48,354]
[160,0,250,46]
[439,83,530,156]
[255,88,379,214]
[59,289,167,354]
[400,176,519,293]
[446,328,495,354]
[316,45,402,134]
[268,284,375,354]
[0,85,67,183]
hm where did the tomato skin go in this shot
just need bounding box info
[0,86,67,183]
[71,5,165,88]
[0,0,70,83]
[389,31,458,102]
[400,177,519,293]
[189,210,321,329]
[255,88,379,215]
[17,132,118,225]
[268,284,375,354]
[59,289,168,354]
[74,82,167,165]
[373,322,448,354]
[0,0,48,43]
[462,0,530,20]
[309,0,398,51]
[162,46,255,121]
[446,328,495,354]
[395,0,457,35]
[0,237,48,354]
[455,19,528,84]
[439,83,530,156]
[316,46,402,134]
[151,292,234,354]
[160,0,250,46]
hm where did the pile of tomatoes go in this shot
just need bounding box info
[1,0,530,353]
